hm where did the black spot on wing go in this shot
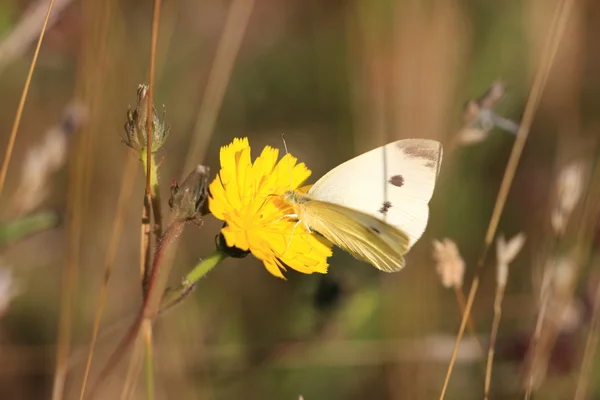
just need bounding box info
[389,175,404,187]
[378,200,392,215]
[399,144,439,162]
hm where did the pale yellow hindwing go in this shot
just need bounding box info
[299,199,411,272]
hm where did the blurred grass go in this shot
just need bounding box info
[0,0,597,399]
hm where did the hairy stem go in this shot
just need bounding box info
[88,219,186,398]
[160,249,227,312]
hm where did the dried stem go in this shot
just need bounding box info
[484,283,507,399]
[140,194,153,292]
[573,276,600,400]
[119,333,144,400]
[78,155,138,400]
[140,154,163,288]
[0,0,73,76]
[569,155,600,400]
[142,320,155,400]
[145,0,161,196]
[438,1,575,398]
[0,0,55,197]
[88,220,186,398]
[141,1,162,392]
[182,0,255,174]
[453,286,486,361]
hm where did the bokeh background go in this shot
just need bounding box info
[0,0,598,399]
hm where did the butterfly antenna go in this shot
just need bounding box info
[282,133,293,189]
[382,145,389,222]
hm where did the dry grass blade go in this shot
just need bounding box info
[78,155,138,400]
[574,275,600,400]
[484,283,506,400]
[0,0,56,198]
[452,286,485,361]
[145,0,161,196]
[0,0,72,76]
[116,3,257,390]
[119,332,145,400]
[130,0,163,397]
[155,0,256,301]
[182,0,255,173]
[438,1,576,399]
[89,220,186,398]
[569,151,600,399]
[142,0,163,280]
[484,234,526,400]
[432,239,485,358]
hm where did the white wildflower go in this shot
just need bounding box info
[432,238,465,288]
[551,160,585,235]
[495,233,526,287]
[539,256,581,332]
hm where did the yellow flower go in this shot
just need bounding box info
[209,137,332,278]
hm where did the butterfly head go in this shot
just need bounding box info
[282,190,312,206]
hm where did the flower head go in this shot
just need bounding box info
[209,138,332,278]
[432,238,465,289]
[123,84,170,153]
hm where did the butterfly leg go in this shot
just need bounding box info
[281,219,302,257]
[276,213,299,222]
[303,221,311,233]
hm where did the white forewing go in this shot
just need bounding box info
[308,139,443,248]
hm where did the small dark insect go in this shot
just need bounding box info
[370,226,381,234]
[379,201,392,215]
[389,175,404,187]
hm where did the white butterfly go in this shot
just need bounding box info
[283,139,443,272]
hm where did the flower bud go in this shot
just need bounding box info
[168,165,210,221]
[123,84,170,153]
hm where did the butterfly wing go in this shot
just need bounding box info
[308,139,443,248]
[301,199,411,272]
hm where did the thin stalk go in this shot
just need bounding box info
[453,286,485,359]
[438,0,575,398]
[142,0,162,395]
[78,155,138,400]
[0,0,55,197]
[573,276,600,400]
[119,333,144,400]
[160,249,227,312]
[142,320,155,400]
[484,283,507,399]
[140,152,163,288]
[88,220,186,398]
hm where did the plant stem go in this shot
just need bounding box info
[185,249,226,284]
[160,249,227,312]
[89,220,187,398]
[140,151,163,236]
[140,152,163,291]
[484,283,506,400]
[142,320,155,400]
